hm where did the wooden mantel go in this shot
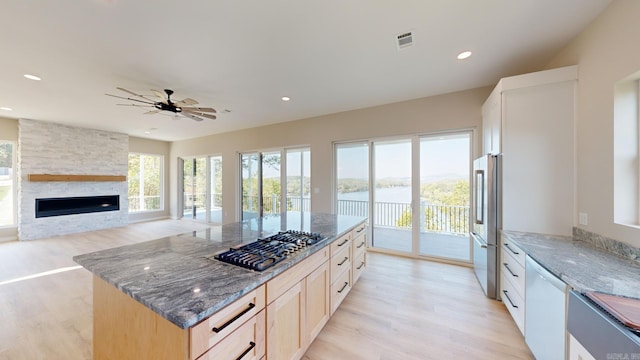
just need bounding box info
[28,174,127,182]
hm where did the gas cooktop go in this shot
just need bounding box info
[214,230,325,271]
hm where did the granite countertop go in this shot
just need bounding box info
[501,230,640,300]
[73,212,366,329]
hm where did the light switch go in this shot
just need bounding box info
[314,187,320,194]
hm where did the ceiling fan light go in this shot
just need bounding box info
[281,96,290,101]
[175,107,182,112]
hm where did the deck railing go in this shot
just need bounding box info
[337,199,469,235]
[128,195,161,212]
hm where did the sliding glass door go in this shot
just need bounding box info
[335,143,369,218]
[334,132,471,262]
[242,148,310,220]
[180,155,223,224]
[371,139,412,252]
[418,133,471,261]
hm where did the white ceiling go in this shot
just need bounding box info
[0,0,611,142]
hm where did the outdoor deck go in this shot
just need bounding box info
[372,227,470,261]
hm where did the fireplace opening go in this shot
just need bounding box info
[35,195,120,218]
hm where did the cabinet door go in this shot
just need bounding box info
[569,334,596,360]
[482,88,501,154]
[266,281,306,360]
[306,262,330,343]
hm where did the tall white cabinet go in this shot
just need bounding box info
[482,65,577,236]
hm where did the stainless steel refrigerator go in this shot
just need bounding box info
[471,154,500,299]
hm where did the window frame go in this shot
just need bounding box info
[127,152,164,213]
[0,140,16,228]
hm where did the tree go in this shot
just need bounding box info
[395,179,470,233]
[0,143,12,168]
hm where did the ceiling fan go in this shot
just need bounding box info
[106,87,217,121]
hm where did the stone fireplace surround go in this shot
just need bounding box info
[18,119,129,240]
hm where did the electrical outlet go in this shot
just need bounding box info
[579,212,588,225]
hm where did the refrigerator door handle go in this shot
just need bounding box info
[475,170,484,224]
[471,231,488,248]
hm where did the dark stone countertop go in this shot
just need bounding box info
[501,230,640,300]
[73,212,366,329]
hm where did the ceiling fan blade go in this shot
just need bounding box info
[117,103,154,107]
[116,87,155,102]
[175,98,199,106]
[181,106,216,113]
[180,113,204,122]
[182,111,216,120]
[106,93,155,105]
[151,89,166,101]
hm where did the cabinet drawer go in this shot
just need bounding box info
[352,251,365,284]
[330,232,351,255]
[351,222,366,240]
[501,273,525,335]
[501,248,525,297]
[197,309,266,360]
[330,267,351,315]
[352,232,366,258]
[501,236,526,268]
[330,244,351,284]
[191,285,265,359]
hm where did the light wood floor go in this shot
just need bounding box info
[0,220,533,360]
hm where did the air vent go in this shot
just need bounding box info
[396,31,413,50]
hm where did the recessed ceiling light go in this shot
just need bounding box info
[281,96,291,102]
[24,74,42,81]
[457,51,472,60]
[0,107,12,111]
[144,131,151,134]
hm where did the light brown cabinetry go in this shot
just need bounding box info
[500,237,526,334]
[266,247,330,360]
[91,223,365,360]
[351,223,367,284]
[93,277,266,360]
[329,230,352,315]
[191,286,266,359]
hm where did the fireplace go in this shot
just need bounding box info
[35,195,120,218]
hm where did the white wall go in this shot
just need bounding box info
[170,86,490,223]
[545,0,640,247]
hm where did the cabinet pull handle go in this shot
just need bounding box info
[504,243,520,255]
[338,257,348,266]
[356,227,365,233]
[502,290,518,308]
[212,303,255,333]
[337,239,349,247]
[356,262,365,270]
[357,242,365,249]
[337,282,348,293]
[236,341,256,360]
[503,263,518,277]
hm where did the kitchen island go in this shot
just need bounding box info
[74,212,367,360]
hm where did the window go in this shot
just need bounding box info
[128,153,163,212]
[613,74,640,226]
[0,141,15,226]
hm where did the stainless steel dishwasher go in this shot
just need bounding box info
[525,255,568,360]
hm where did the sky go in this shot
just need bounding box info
[337,134,470,180]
